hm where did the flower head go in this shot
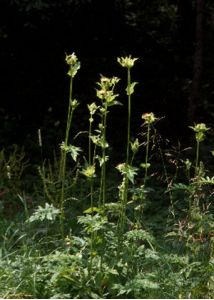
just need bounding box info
[88,102,98,123]
[189,123,210,142]
[88,102,98,115]
[98,75,120,90]
[141,112,157,125]
[65,52,80,78]
[131,138,140,154]
[96,75,120,105]
[117,55,138,69]
[82,165,96,178]
[189,123,209,133]
[65,53,78,65]
[71,99,79,109]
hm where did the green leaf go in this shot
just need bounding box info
[96,155,109,166]
[69,146,82,162]
[60,143,82,161]
[27,203,60,223]
[47,212,53,220]
[168,183,192,192]
[83,207,100,214]
[107,100,123,107]
[140,163,151,169]
[67,61,81,78]
[199,176,214,185]
[116,163,138,184]
[145,249,160,260]
[126,82,138,96]
[125,229,155,244]
[139,279,159,289]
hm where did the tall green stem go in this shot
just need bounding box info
[88,121,92,167]
[59,76,74,237]
[99,102,108,207]
[102,104,108,206]
[195,140,200,176]
[144,124,150,185]
[120,68,132,232]
[88,120,93,205]
[189,123,209,176]
[117,55,138,233]
[96,75,119,208]
[88,119,95,211]
[126,68,131,166]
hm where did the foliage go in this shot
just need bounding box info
[27,202,60,222]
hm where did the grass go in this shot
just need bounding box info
[0,53,214,298]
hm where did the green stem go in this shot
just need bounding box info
[195,140,200,175]
[89,121,92,166]
[59,75,74,237]
[90,144,97,210]
[144,124,150,186]
[102,105,107,206]
[119,68,132,233]
[64,76,73,150]
[99,103,108,207]
[126,68,131,165]
[88,120,94,210]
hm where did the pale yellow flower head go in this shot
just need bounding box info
[82,165,96,178]
[96,75,119,104]
[88,102,98,115]
[65,52,78,66]
[189,123,210,142]
[141,112,156,124]
[189,123,210,133]
[117,55,138,68]
[65,52,80,78]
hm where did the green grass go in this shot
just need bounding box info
[0,54,213,298]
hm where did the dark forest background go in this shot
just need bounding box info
[0,0,214,156]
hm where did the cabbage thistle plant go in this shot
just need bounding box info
[59,53,80,236]
[189,123,210,175]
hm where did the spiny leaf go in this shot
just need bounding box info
[116,163,138,184]
[126,82,138,96]
[83,207,101,214]
[60,143,82,161]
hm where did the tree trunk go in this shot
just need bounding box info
[188,0,204,124]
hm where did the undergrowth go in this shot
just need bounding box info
[0,54,213,299]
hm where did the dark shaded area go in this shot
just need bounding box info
[0,0,214,155]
